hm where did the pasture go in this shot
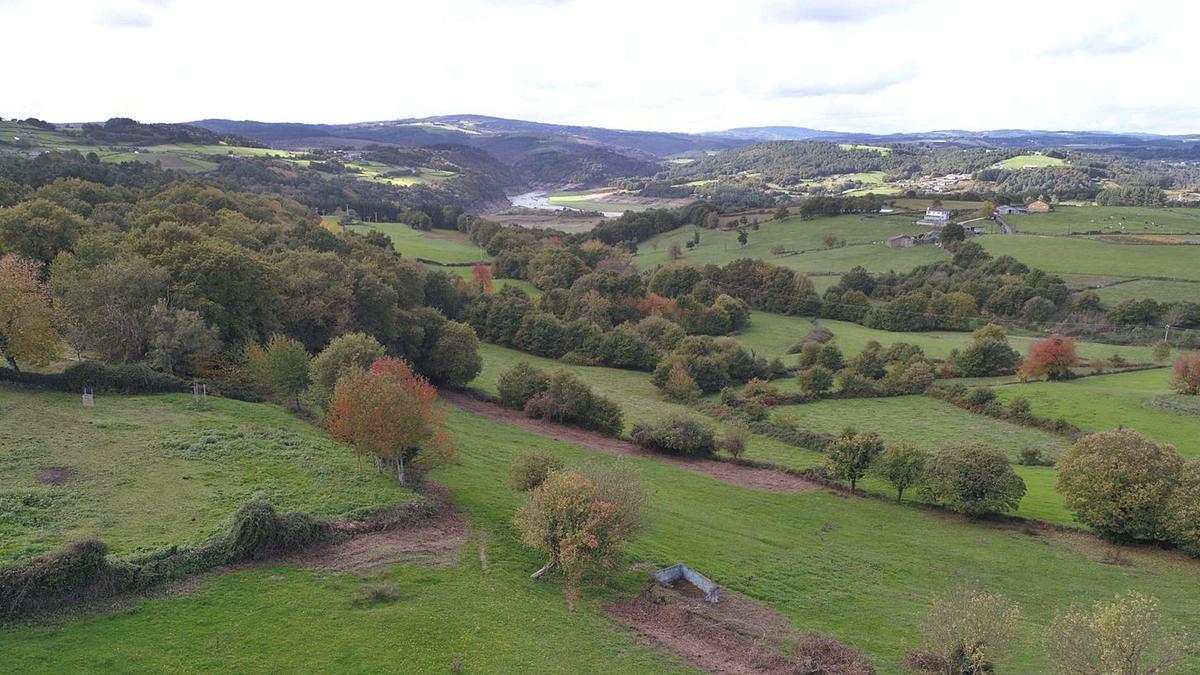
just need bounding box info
[342,222,487,264]
[996,154,1064,169]
[1008,205,1200,235]
[769,395,1069,461]
[991,368,1200,458]
[0,386,409,564]
[5,405,1200,673]
[734,311,1156,363]
[1092,278,1200,305]
[634,214,945,272]
[979,234,1200,282]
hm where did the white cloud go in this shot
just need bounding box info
[0,0,1197,134]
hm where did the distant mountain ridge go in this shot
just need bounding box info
[705,126,1200,150]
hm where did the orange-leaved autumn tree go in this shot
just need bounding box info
[1019,333,1078,381]
[325,357,455,484]
[471,262,494,293]
[0,255,63,372]
[1173,352,1200,395]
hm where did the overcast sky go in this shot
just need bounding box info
[3,0,1197,134]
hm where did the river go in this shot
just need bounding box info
[508,191,623,217]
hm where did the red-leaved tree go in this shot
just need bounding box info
[1019,334,1079,381]
[326,357,455,484]
[1173,352,1200,395]
[471,262,494,293]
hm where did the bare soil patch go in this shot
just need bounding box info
[293,510,468,573]
[444,391,818,494]
[36,466,74,485]
[608,581,872,674]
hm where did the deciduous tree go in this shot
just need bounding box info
[826,428,884,493]
[1172,352,1200,395]
[1019,333,1079,381]
[872,443,926,502]
[1057,429,1182,543]
[905,586,1020,675]
[920,444,1026,517]
[0,255,63,371]
[326,357,454,485]
[1049,592,1189,675]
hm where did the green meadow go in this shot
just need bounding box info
[979,234,1200,281]
[992,368,1200,458]
[1008,206,1200,235]
[997,154,1064,169]
[1092,278,1200,305]
[5,405,1199,673]
[342,222,487,264]
[634,215,944,272]
[734,311,1156,363]
[0,386,410,564]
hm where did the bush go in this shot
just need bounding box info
[524,370,624,435]
[905,585,1020,675]
[60,360,186,394]
[1050,592,1188,675]
[1057,430,1183,542]
[1172,352,1200,395]
[797,365,834,394]
[719,422,750,459]
[1017,447,1052,466]
[307,332,385,409]
[508,451,565,492]
[920,445,1026,517]
[497,361,551,410]
[630,414,717,456]
[0,539,132,617]
[963,386,996,408]
[791,632,875,675]
[658,358,701,403]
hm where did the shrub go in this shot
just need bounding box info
[719,422,750,459]
[631,414,717,456]
[497,361,551,410]
[920,445,1026,517]
[218,491,331,561]
[1017,447,1051,466]
[514,466,646,607]
[659,358,701,403]
[904,586,1020,675]
[963,386,996,408]
[797,365,834,394]
[1050,592,1189,675]
[525,370,624,435]
[956,337,1021,378]
[1152,339,1172,364]
[509,451,565,492]
[791,632,875,675]
[253,334,311,408]
[0,539,131,617]
[422,320,483,387]
[1057,430,1183,542]
[816,343,844,371]
[1172,352,1200,395]
[836,370,877,397]
[61,361,185,394]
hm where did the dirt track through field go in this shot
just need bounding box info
[443,391,818,495]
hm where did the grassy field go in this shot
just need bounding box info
[0,386,410,564]
[979,234,1200,281]
[634,215,945,273]
[6,405,1200,673]
[1092,278,1200,305]
[769,395,1069,461]
[472,342,1078,524]
[991,368,1199,458]
[342,221,487,264]
[1008,206,1200,235]
[734,311,1156,363]
[997,154,1064,169]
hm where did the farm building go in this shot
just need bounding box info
[887,231,940,248]
[996,205,1028,215]
[916,206,951,227]
[1026,200,1052,213]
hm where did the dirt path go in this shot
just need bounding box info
[443,391,818,495]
